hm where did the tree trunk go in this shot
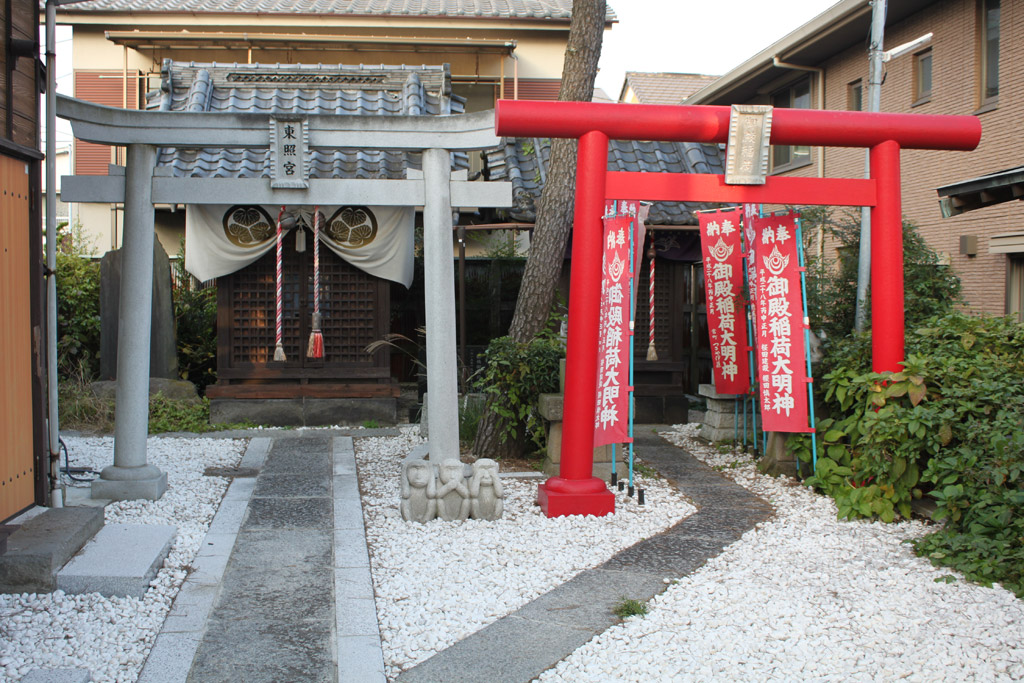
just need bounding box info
[473,0,606,460]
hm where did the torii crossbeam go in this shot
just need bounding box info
[495,99,981,518]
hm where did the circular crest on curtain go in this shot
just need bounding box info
[222,205,276,247]
[326,206,378,248]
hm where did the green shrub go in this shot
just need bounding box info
[172,241,218,395]
[56,252,102,380]
[474,334,564,453]
[791,313,1024,596]
[801,209,961,341]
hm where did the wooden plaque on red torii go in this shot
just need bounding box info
[494,100,981,518]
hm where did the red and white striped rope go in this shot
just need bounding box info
[275,206,285,350]
[648,252,656,347]
[313,206,320,317]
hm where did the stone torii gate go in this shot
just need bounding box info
[57,94,511,501]
[496,99,981,518]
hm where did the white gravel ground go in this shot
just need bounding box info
[0,436,246,683]
[354,427,697,679]
[538,423,1024,682]
[6,424,1023,683]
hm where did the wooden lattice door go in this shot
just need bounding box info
[214,232,393,397]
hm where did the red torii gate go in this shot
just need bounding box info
[495,99,981,518]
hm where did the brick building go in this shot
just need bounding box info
[688,0,1022,317]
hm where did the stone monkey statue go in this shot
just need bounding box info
[436,458,471,522]
[400,458,437,523]
[469,458,504,520]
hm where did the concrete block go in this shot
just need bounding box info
[90,378,198,403]
[705,396,740,414]
[19,669,92,683]
[336,597,381,637]
[336,635,386,683]
[0,507,104,594]
[56,524,176,598]
[210,399,304,427]
[537,393,563,421]
[90,471,168,502]
[702,409,738,430]
[137,631,203,683]
[303,398,397,427]
[698,383,740,401]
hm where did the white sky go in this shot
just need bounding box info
[595,0,843,98]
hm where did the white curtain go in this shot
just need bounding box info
[185,204,414,287]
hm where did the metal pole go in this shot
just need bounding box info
[45,0,61,507]
[795,215,819,472]
[855,0,888,333]
[627,210,637,496]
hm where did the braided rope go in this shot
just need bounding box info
[273,205,286,362]
[313,206,321,319]
[646,249,658,361]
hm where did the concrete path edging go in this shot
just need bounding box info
[137,437,271,683]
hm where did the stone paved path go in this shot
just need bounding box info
[395,427,772,683]
[139,433,387,683]
[139,427,769,683]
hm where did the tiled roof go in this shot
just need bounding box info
[152,61,468,179]
[53,0,616,20]
[619,72,720,105]
[485,137,725,225]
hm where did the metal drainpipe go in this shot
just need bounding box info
[510,52,519,100]
[45,0,61,507]
[773,56,826,263]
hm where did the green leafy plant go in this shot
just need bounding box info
[613,598,648,619]
[792,313,1024,596]
[800,208,961,341]
[172,239,218,395]
[56,250,102,380]
[362,419,381,429]
[474,333,564,454]
[148,393,253,434]
[58,367,116,433]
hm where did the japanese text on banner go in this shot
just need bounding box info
[593,203,639,448]
[751,213,811,433]
[698,208,750,395]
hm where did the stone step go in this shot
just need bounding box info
[0,507,104,594]
[56,524,176,599]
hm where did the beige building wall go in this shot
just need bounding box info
[756,0,1023,315]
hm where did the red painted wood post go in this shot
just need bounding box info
[870,140,904,373]
[536,130,616,518]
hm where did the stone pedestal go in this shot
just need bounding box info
[538,393,618,479]
[756,431,799,478]
[697,384,743,443]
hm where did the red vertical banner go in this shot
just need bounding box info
[751,212,811,433]
[699,208,750,395]
[594,202,638,447]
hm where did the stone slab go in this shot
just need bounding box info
[242,497,332,530]
[0,507,104,594]
[57,524,176,598]
[253,473,330,498]
[397,616,594,683]
[19,669,92,683]
[337,636,386,683]
[302,397,397,427]
[513,568,665,630]
[698,383,742,400]
[90,471,168,502]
